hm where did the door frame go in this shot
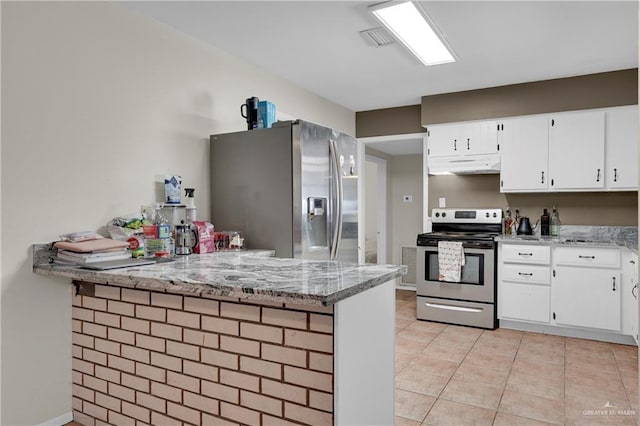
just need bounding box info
[365,154,387,264]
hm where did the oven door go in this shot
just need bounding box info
[416,245,495,303]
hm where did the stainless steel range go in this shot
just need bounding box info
[416,208,502,329]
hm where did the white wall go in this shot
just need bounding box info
[364,160,378,262]
[1,2,354,424]
[389,155,423,265]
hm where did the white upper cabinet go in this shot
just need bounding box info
[499,116,549,192]
[605,105,638,190]
[427,120,498,157]
[426,123,461,157]
[548,110,605,190]
[464,121,498,155]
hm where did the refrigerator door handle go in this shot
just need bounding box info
[329,139,343,260]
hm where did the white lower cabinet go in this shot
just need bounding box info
[499,244,551,324]
[552,266,621,331]
[622,249,638,344]
[499,242,634,343]
[501,283,550,323]
[552,246,621,332]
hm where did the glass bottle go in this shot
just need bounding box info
[551,207,559,237]
[504,208,513,235]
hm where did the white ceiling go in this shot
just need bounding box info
[124,1,638,155]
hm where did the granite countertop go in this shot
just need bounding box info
[495,225,638,252]
[32,244,407,306]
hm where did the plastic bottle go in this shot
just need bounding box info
[540,208,550,236]
[550,207,559,237]
[504,207,513,235]
[185,188,197,224]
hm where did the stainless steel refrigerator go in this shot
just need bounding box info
[210,120,358,262]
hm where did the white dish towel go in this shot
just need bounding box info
[438,241,465,282]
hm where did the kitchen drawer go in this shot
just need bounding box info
[417,296,495,329]
[500,282,550,323]
[502,244,550,265]
[502,264,550,285]
[554,246,621,268]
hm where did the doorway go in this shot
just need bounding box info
[365,155,387,264]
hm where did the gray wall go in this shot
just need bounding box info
[421,68,638,125]
[389,155,423,265]
[428,175,638,226]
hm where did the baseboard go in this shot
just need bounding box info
[395,283,416,291]
[501,319,638,346]
[39,411,73,426]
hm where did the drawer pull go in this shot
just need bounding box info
[612,277,616,292]
[518,252,533,256]
[578,255,596,259]
[518,272,534,276]
[425,302,482,313]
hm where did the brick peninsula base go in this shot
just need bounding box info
[34,246,402,425]
[71,283,338,426]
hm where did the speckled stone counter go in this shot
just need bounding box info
[496,225,638,252]
[33,243,406,306]
[34,243,402,425]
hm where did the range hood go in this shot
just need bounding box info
[427,154,501,175]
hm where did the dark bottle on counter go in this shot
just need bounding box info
[540,208,550,236]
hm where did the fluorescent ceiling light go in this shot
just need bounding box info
[371,1,455,66]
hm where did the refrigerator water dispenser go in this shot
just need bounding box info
[307,197,328,247]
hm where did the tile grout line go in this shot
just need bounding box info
[418,324,460,424]
[490,331,522,425]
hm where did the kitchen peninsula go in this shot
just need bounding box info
[33,245,405,426]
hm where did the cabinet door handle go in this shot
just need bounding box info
[454,139,457,151]
[630,260,636,264]
[596,168,601,182]
[633,284,637,299]
[612,276,616,291]
[578,255,595,259]
[614,168,618,182]
[467,138,470,150]
[541,171,545,184]
[518,252,533,256]
[518,272,534,276]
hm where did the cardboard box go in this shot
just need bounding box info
[258,101,276,129]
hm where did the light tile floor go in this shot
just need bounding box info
[395,290,639,425]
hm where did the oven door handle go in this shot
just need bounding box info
[425,302,483,313]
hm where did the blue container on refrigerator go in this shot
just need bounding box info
[257,101,276,129]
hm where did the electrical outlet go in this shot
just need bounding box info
[439,197,446,208]
[403,195,413,203]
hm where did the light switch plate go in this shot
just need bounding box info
[439,197,446,208]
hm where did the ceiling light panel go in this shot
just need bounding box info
[371,1,455,66]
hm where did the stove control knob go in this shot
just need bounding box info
[441,212,446,218]
[486,212,490,218]
[435,212,440,217]
[493,212,497,218]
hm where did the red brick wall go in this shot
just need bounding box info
[71,282,334,426]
